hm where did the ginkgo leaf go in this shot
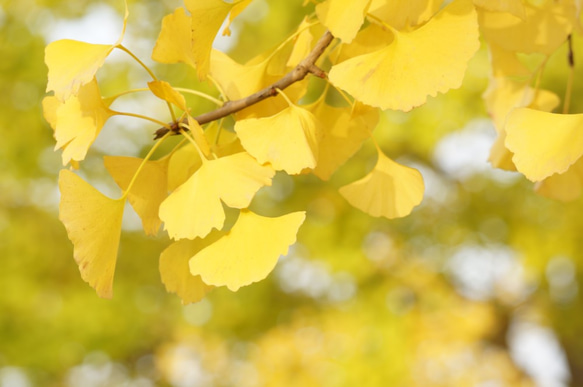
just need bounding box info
[189,210,306,291]
[368,0,443,30]
[478,0,576,54]
[535,158,583,202]
[152,7,196,67]
[235,104,322,174]
[484,77,560,132]
[316,0,372,43]
[59,169,125,298]
[148,80,188,111]
[286,17,314,67]
[104,156,170,236]
[306,98,377,180]
[187,116,212,158]
[159,152,275,240]
[160,237,221,304]
[45,2,128,100]
[184,0,238,80]
[44,79,115,166]
[505,109,583,182]
[473,0,526,19]
[222,0,252,36]
[488,132,517,171]
[339,148,424,218]
[329,0,479,112]
[167,144,203,192]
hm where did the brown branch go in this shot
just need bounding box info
[154,30,334,139]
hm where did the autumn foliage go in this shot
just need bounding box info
[43,0,581,304]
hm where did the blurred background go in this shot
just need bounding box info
[2,0,583,386]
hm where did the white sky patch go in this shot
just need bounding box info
[44,4,123,45]
[447,244,532,303]
[509,321,571,387]
[433,119,520,185]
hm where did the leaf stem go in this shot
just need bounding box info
[173,87,224,106]
[117,45,177,121]
[121,131,171,200]
[179,127,208,162]
[113,111,172,128]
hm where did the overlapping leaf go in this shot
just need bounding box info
[473,0,526,19]
[104,156,170,236]
[235,104,322,174]
[189,210,306,291]
[306,98,377,180]
[210,50,307,118]
[152,7,196,67]
[478,0,576,54]
[43,79,114,166]
[159,152,275,240]
[368,0,443,30]
[45,3,128,100]
[339,148,424,219]
[535,158,583,202]
[59,170,125,298]
[329,0,479,111]
[316,0,372,43]
[148,80,188,111]
[184,0,241,80]
[505,109,583,182]
[160,236,221,304]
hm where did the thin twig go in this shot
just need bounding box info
[154,30,334,139]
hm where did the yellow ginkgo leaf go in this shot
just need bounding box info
[104,156,170,236]
[339,148,424,219]
[184,0,238,80]
[286,17,314,67]
[368,0,443,30]
[152,7,196,67]
[478,0,576,54]
[488,131,517,171]
[306,99,377,180]
[331,23,394,64]
[148,80,188,111]
[329,0,479,112]
[484,77,560,132]
[505,109,583,182]
[235,104,322,174]
[316,0,372,43]
[45,2,128,100]
[159,152,275,240]
[160,236,221,304]
[187,116,212,158]
[189,210,306,291]
[473,0,526,19]
[44,79,114,166]
[535,158,583,202]
[167,144,203,192]
[222,0,252,36]
[59,169,125,298]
